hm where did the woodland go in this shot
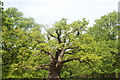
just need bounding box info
[1,7,120,80]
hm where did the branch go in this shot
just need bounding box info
[66,46,85,50]
[35,67,49,70]
[23,67,49,71]
[63,31,67,43]
[55,49,61,61]
[64,52,73,54]
[58,48,65,62]
[77,58,93,70]
[85,62,93,70]
[64,47,85,55]
[39,64,50,67]
[41,49,54,59]
[47,35,50,40]
[56,29,62,44]
[61,57,81,64]
[65,46,78,49]
[48,31,57,38]
[62,57,93,70]
[64,26,83,38]
[43,26,57,38]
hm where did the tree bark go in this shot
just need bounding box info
[48,60,62,80]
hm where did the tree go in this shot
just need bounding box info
[0,1,4,79]
[40,11,119,79]
[35,18,102,79]
[1,7,45,78]
[87,11,120,78]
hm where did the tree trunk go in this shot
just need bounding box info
[48,60,62,80]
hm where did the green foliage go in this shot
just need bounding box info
[2,7,47,78]
[87,11,120,75]
[1,7,119,78]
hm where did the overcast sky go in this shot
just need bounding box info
[3,0,119,26]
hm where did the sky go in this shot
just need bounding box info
[3,0,119,26]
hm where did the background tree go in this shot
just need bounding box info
[0,1,4,79]
[87,11,120,78]
[1,7,46,78]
